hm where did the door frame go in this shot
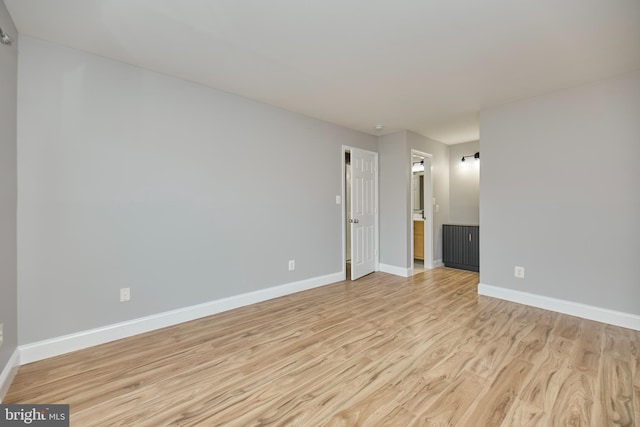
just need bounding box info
[411,150,434,271]
[342,145,379,280]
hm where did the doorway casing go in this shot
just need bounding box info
[411,150,434,272]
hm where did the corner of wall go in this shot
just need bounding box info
[0,349,19,403]
[0,0,19,400]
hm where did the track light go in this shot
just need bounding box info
[461,152,480,162]
[0,26,13,46]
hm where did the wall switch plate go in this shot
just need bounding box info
[288,260,295,271]
[515,266,525,278]
[0,323,3,349]
[336,195,341,204]
[120,287,131,302]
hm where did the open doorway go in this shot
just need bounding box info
[411,150,433,274]
[344,150,351,279]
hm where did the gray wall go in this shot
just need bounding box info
[17,36,377,344]
[449,140,480,224]
[480,72,640,314]
[0,0,18,378]
[378,132,409,268]
[407,131,450,262]
[378,130,449,269]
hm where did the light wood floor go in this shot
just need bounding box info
[6,268,640,426]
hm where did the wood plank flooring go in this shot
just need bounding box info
[5,268,640,426]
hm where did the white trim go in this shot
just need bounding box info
[432,259,444,268]
[410,150,434,270]
[378,263,412,277]
[19,272,343,364]
[478,283,640,331]
[0,349,20,402]
[341,147,347,276]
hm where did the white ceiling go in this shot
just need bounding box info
[5,0,640,144]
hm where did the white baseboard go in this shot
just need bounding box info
[19,272,343,365]
[378,263,411,277]
[478,283,640,331]
[378,261,443,277]
[0,349,20,402]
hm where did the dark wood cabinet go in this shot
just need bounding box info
[443,225,479,272]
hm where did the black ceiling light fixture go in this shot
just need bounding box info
[461,152,480,162]
[0,26,13,46]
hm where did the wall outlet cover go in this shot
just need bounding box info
[515,266,525,278]
[120,287,131,302]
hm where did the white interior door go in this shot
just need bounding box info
[350,148,377,280]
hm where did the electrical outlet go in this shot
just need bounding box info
[288,260,295,271]
[120,287,131,302]
[514,266,525,278]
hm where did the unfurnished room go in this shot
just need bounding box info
[0,1,639,426]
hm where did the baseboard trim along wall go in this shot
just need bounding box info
[0,349,20,402]
[478,283,640,331]
[19,272,343,365]
[378,263,412,277]
[379,261,444,278]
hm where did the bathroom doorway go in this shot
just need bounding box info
[411,150,433,274]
